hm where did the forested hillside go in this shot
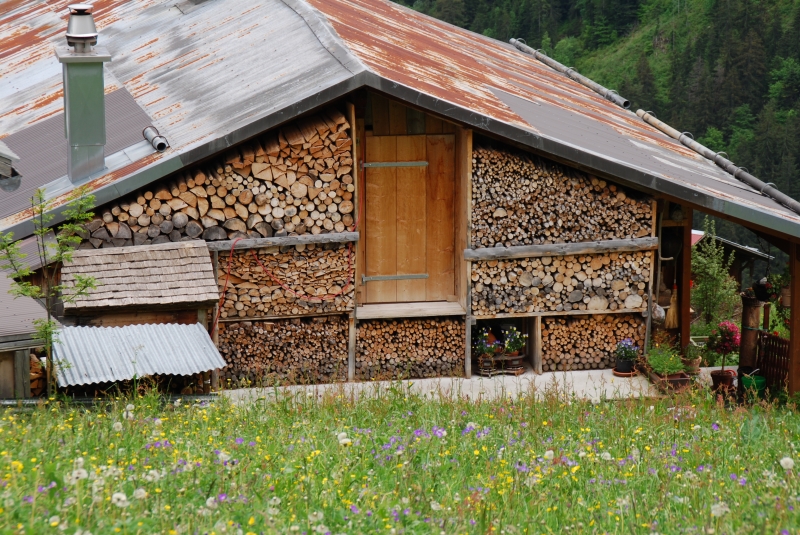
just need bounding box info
[397,0,800,261]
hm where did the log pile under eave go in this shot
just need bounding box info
[471,147,653,247]
[356,318,465,380]
[79,108,354,248]
[217,317,348,386]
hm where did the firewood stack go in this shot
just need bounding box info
[218,244,354,318]
[471,251,652,315]
[471,147,652,247]
[356,318,465,380]
[542,314,645,371]
[30,355,44,397]
[78,108,355,248]
[217,317,348,386]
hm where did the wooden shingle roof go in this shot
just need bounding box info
[61,241,219,311]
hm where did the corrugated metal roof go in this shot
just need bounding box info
[0,274,48,339]
[0,0,798,241]
[54,322,226,386]
[61,241,219,311]
[0,88,153,219]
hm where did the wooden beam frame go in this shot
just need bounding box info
[790,243,800,395]
[463,237,658,261]
[206,232,359,251]
[679,212,693,351]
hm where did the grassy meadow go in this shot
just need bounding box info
[0,385,798,534]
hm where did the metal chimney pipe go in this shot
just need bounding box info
[142,126,169,152]
[54,4,112,183]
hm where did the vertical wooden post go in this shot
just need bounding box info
[532,316,542,374]
[789,242,800,395]
[348,314,356,381]
[679,209,693,351]
[211,250,220,391]
[14,349,30,399]
[465,316,472,378]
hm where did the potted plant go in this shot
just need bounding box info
[647,345,690,392]
[613,338,639,374]
[707,320,740,392]
[474,329,498,376]
[681,344,703,375]
[741,286,763,307]
[502,327,528,356]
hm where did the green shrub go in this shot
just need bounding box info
[648,345,685,375]
[691,217,740,325]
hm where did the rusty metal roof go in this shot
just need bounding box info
[1,0,799,240]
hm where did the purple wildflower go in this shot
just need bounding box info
[235,438,244,445]
[712,423,720,431]
[350,505,359,514]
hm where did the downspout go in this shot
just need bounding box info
[510,38,630,109]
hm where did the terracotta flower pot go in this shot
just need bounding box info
[710,369,736,392]
[682,357,702,375]
[506,350,520,357]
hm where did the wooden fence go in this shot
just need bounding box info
[757,331,790,391]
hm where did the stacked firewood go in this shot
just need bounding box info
[471,251,652,315]
[471,147,653,247]
[30,355,45,397]
[356,318,465,380]
[218,243,354,318]
[217,317,348,386]
[542,314,645,371]
[79,108,355,248]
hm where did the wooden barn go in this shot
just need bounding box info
[2,0,800,393]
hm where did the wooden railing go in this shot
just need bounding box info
[757,331,790,391]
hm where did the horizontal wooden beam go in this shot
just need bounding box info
[355,301,466,320]
[471,307,647,320]
[463,237,658,261]
[206,232,360,252]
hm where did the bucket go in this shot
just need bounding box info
[740,374,767,399]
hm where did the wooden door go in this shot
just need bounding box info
[364,134,455,303]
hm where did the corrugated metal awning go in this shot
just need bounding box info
[54,323,226,387]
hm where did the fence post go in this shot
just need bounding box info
[789,243,800,395]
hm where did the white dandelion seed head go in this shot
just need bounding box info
[314,525,329,534]
[338,438,352,446]
[111,492,129,508]
[779,457,795,470]
[133,488,146,500]
[601,452,613,461]
[75,457,84,469]
[267,507,279,515]
[337,432,348,441]
[112,422,123,432]
[269,496,282,506]
[125,404,134,411]
[710,501,730,517]
[290,527,300,532]
[578,451,587,458]
[48,515,59,526]
[308,511,324,522]
[430,501,443,511]
[692,425,701,431]
[543,450,555,460]
[153,418,162,427]
[206,497,218,509]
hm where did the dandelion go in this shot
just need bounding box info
[144,469,161,482]
[543,450,555,460]
[314,525,329,534]
[206,497,218,509]
[308,511,324,522]
[779,457,795,470]
[269,496,282,506]
[267,507,279,515]
[133,488,147,500]
[111,492,129,508]
[112,421,123,432]
[601,452,613,461]
[710,501,730,517]
[430,501,443,511]
[49,516,60,527]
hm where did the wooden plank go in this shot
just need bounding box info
[389,100,407,135]
[472,307,648,320]
[206,232,359,251]
[85,309,199,327]
[426,134,455,301]
[365,136,397,303]
[790,242,800,395]
[355,301,465,319]
[396,135,427,302]
[425,113,443,134]
[454,127,471,309]
[219,310,347,323]
[355,117,366,305]
[679,213,692,351]
[465,317,472,378]
[371,93,390,136]
[463,237,659,261]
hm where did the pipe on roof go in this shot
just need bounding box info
[509,38,630,109]
[636,109,800,217]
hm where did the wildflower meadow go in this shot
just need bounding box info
[0,386,798,534]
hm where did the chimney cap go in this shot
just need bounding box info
[66,3,98,50]
[68,3,94,13]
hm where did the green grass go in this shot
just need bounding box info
[0,385,798,534]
